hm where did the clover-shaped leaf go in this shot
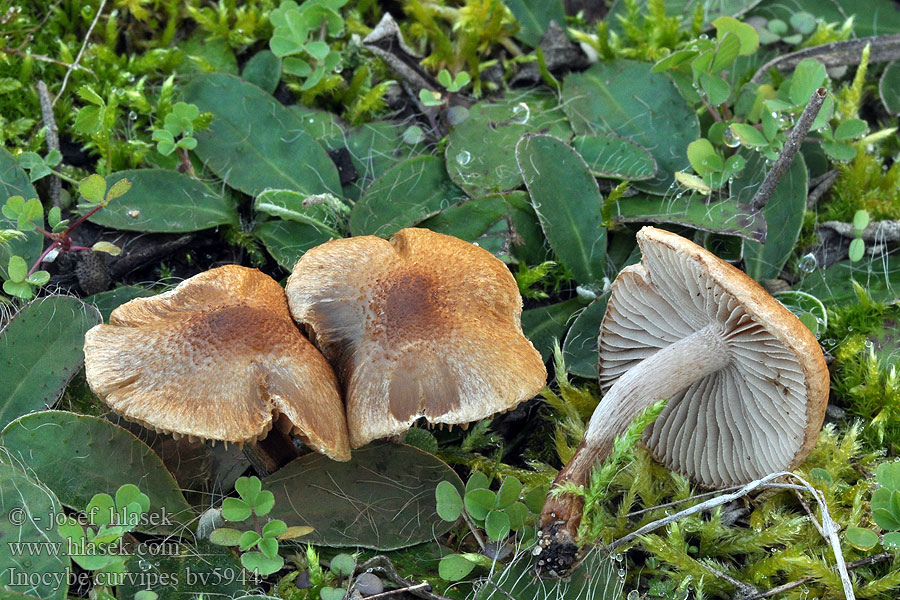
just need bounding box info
[7,255,27,283]
[235,476,262,505]
[80,174,108,205]
[262,519,287,539]
[222,497,252,522]
[241,550,284,576]
[239,530,263,551]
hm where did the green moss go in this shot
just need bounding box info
[820,150,900,221]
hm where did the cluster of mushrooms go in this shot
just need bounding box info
[82,226,829,578]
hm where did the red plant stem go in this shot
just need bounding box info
[27,241,61,277]
[68,204,105,231]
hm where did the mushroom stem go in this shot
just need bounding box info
[537,324,731,576]
[243,429,300,477]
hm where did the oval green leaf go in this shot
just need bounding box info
[82,169,238,232]
[562,59,699,194]
[350,156,467,237]
[263,442,463,549]
[572,134,657,180]
[516,134,606,286]
[184,73,341,197]
[0,411,194,534]
[0,297,100,429]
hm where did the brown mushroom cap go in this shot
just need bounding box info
[285,227,547,448]
[83,265,351,461]
[598,226,830,486]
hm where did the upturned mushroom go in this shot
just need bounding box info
[536,226,829,576]
[284,227,547,448]
[83,265,351,469]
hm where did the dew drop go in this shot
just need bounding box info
[698,34,709,40]
[456,150,472,166]
[512,102,530,125]
[617,568,626,577]
[723,126,740,148]
[798,253,818,273]
[138,558,151,571]
[128,111,138,121]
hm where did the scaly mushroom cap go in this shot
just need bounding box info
[285,227,547,448]
[599,227,829,487]
[83,265,351,461]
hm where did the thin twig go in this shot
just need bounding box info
[1,45,95,73]
[737,554,893,600]
[806,170,838,210]
[599,472,856,600]
[36,80,61,208]
[751,87,827,211]
[750,34,900,84]
[462,510,488,552]
[361,582,433,600]
[695,561,758,596]
[357,556,450,600]
[53,0,107,107]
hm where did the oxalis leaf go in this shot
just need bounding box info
[516,134,606,288]
[82,170,238,232]
[0,411,195,535]
[562,59,699,195]
[262,442,462,549]
[184,73,341,197]
[0,147,41,280]
[0,297,101,429]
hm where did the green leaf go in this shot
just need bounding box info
[0,153,41,279]
[25,270,50,287]
[87,493,115,526]
[562,59,699,194]
[687,138,720,177]
[105,177,132,202]
[319,587,346,600]
[0,464,70,600]
[222,498,252,522]
[848,238,865,262]
[254,189,344,238]
[242,50,282,94]
[258,536,279,558]
[253,219,333,269]
[445,91,572,197]
[82,170,238,232]
[253,490,275,517]
[524,485,549,514]
[235,476,262,505]
[466,471,491,493]
[91,241,121,257]
[77,85,104,106]
[2,279,33,298]
[516,134,606,286]
[241,550,284,576]
[853,209,871,232]
[79,174,108,205]
[436,480,464,522]
[571,134,657,180]
[611,193,766,242]
[729,123,769,148]
[6,255,26,282]
[74,105,103,134]
[834,118,867,141]
[871,489,900,530]
[877,462,900,491]
[790,59,827,106]
[501,0,566,47]
[710,32,741,71]
[465,488,497,521]
[880,60,900,115]
[822,141,857,161]
[484,510,511,541]
[845,527,879,550]
[209,527,244,546]
[737,152,808,280]
[0,411,194,535]
[263,443,462,549]
[330,553,356,577]
[280,525,315,540]
[562,297,609,378]
[439,554,477,581]
[712,16,759,55]
[184,73,340,197]
[884,531,900,548]
[505,502,530,531]
[700,73,731,105]
[522,298,584,362]
[262,519,288,539]
[239,530,263,551]
[350,156,466,237]
[0,298,101,428]
[495,476,522,509]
